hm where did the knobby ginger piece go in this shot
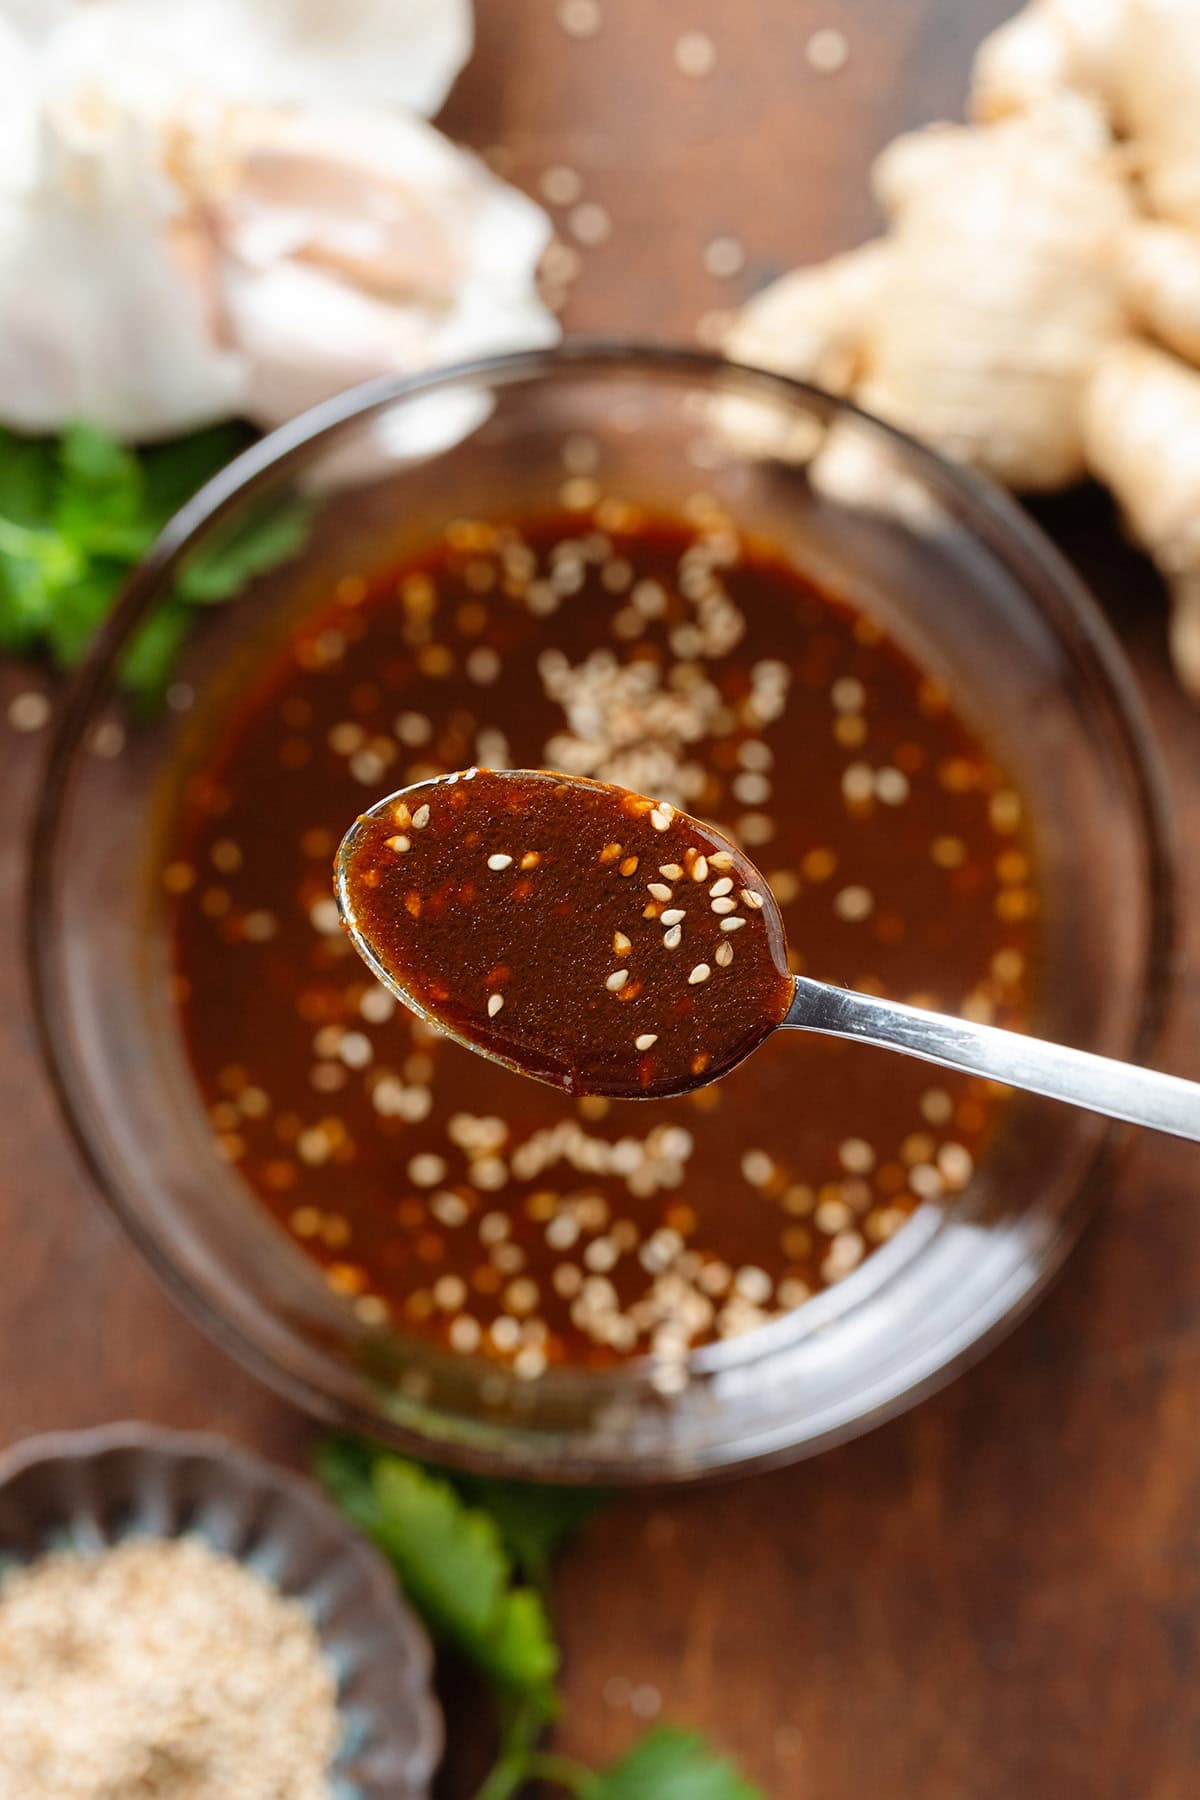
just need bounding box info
[723,240,891,397]
[726,103,1133,492]
[971,0,1128,121]
[1123,221,1200,365]
[1084,342,1200,691]
[974,0,1200,237]
[1111,0,1200,235]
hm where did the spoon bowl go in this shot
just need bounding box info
[336,767,793,1098]
[339,769,1200,1141]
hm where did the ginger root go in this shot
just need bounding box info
[725,0,1200,692]
[1085,343,1200,690]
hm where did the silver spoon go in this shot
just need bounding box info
[336,770,1200,1141]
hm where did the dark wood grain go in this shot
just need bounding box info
[5,4,1200,1796]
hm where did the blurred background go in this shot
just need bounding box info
[3,4,1200,1796]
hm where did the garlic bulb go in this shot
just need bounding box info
[0,0,559,441]
[27,0,473,123]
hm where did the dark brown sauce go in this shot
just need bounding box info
[168,505,1037,1375]
[339,770,794,1098]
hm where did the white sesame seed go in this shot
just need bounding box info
[661,907,686,926]
[546,1214,581,1251]
[558,0,601,37]
[539,163,584,206]
[839,1136,876,1174]
[409,1153,446,1186]
[328,720,365,755]
[488,993,504,1017]
[339,1031,372,1069]
[735,1265,773,1304]
[875,767,910,805]
[8,690,50,732]
[431,1191,469,1227]
[806,25,849,73]
[703,235,745,278]
[938,1142,975,1188]
[449,1315,481,1353]
[720,916,746,932]
[738,812,775,845]
[910,1163,944,1200]
[487,852,513,870]
[491,1316,521,1352]
[631,1682,663,1719]
[473,1157,510,1193]
[90,716,125,759]
[922,1087,955,1124]
[715,940,733,967]
[663,925,683,949]
[709,877,734,897]
[434,1274,468,1311]
[675,29,716,75]
[395,712,432,746]
[606,968,630,992]
[386,834,411,853]
[650,807,672,832]
[360,985,395,1023]
[467,646,501,684]
[411,804,430,829]
[742,889,765,910]
[648,882,673,901]
[659,863,684,880]
[688,963,711,985]
[741,1149,774,1187]
[569,201,611,245]
[613,931,631,954]
[835,884,874,921]
[635,1033,658,1051]
[690,856,708,882]
[708,851,734,871]
[309,897,341,935]
[842,763,875,805]
[711,897,737,915]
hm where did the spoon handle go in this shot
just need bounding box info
[785,977,1200,1144]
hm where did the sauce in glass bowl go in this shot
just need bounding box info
[168,506,1036,1376]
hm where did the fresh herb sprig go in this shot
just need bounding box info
[318,1440,763,1800]
[0,422,308,701]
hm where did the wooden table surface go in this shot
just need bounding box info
[5,4,1200,1795]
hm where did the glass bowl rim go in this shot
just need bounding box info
[27,337,1179,1478]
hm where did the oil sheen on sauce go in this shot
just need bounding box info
[168,506,1037,1376]
[338,769,794,1099]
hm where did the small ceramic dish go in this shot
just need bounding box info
[0,1422,442,1800]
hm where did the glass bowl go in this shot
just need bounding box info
[30,343,1173,1483]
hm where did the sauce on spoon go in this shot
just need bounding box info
[337,768,794,1098]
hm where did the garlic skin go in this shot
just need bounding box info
[184,109,557,430]
[0,0,559,442]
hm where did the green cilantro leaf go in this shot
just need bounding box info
[316,1440,559,1703]
[0,430,56,527]
[54,424,153,559]
[0,421,308,702]
[178,499,312,603]
[450,1472,609,1586]
[140,423,254,523]
[584,1728,766,1800]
